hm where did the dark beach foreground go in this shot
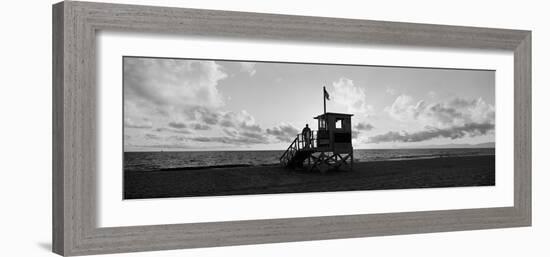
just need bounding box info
[124,155,495,199]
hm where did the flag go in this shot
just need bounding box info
[324,87,330,100]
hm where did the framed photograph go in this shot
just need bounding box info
[53,1,531,256]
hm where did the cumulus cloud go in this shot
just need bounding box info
[239,62,257,76]
[379,95,495,144]
[242,123,262,132]
[222,124,269,144]
[155,127,192,134]
[266,123,299,142]
[220,120,234,128]
[183,110,269,145]
[124,58,228,109]
[168,122,187,129]
[241,131,267,141]
[191,123,211,130]
[354,122,374,131]
[351,123,374,140]
[123,58,232,150]
[386,94,425,121]
[191,134,268,145]
[178,107,221,125]
[367,122,494,143]
[124,118,153,129]
[122,57,269,149]
[223,128,238,137]
[145,133,161,140]
[178,120,299,146]
[331,78,373,115]
[218,110,262,132]
[386,95,495,128]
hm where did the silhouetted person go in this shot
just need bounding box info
[302,124,312,148]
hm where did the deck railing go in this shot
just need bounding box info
[279,131,317,166]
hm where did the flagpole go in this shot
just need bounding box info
[323,86,327,117]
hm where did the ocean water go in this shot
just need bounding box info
[124,148,495,172]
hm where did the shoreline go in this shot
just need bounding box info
[124,146,495,153]
[124,154,496,172]
[124,155,495,199]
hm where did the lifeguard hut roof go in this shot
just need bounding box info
[314,112,354,119]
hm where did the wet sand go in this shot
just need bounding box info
[124,155,495,199]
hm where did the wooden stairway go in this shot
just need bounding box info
[280,134,316,168]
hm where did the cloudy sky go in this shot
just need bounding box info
[123,57,495,151]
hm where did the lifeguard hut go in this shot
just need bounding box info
[280,87,354,172]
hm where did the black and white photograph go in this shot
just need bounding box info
[1,0,541,256]
[123,56,496,199]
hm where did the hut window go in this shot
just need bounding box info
[335,119,342,129]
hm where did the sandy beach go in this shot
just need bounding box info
[124,155,495,199]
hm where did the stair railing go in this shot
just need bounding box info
[280,135,299,166]
[279,131,317,166]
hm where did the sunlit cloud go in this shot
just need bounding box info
[367,122,494,143]
[266,123,300,142]
[330,78,373,115]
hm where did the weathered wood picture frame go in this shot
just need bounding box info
[52,1,531,256]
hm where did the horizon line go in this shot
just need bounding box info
[124,146,496,153]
